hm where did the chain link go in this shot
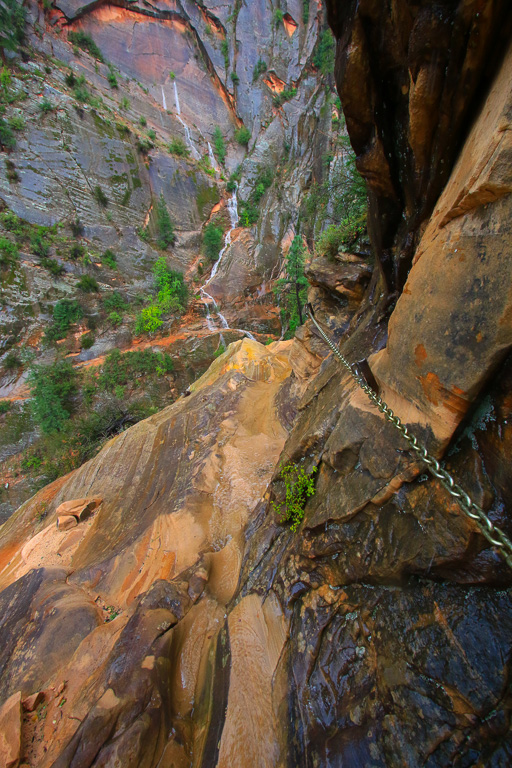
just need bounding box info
[305,304,512,572]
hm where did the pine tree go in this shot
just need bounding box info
[274,234,309,338]
[155,193,175,249]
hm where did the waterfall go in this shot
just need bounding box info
[161,85,167,111]
[207,141,220,174]
[172,81,200,160]
[199,185,254,341]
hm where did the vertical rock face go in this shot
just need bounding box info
[325,0,512,293]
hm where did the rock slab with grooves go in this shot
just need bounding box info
[0,691,22,768]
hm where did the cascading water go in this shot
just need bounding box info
[161,85,167,111]
[208,141,220,175]
[199,185,256,343]
[173,81,200,160]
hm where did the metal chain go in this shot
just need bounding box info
[305,304,512,571]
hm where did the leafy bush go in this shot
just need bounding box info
[213,126,226,164]
[1,210,20,232]
[120,96,130,110]
[168,137,189,157]
[273,234,308,338]
[41,256,64,276]
[203,222,223,262]
[77,274,99,292]
[0,236,18,266]
[273,87,297,107]
[0,0,26,52]
[47,299,83,340]
[28,359,78,434]
[65,70,76,87]
[8,115,24,130]
[230,71,239,84]
[93,185,108,207]
[69,243,85,260]
[198,155,215,177]
[253,58,267,82]
[3,350,21,370]
[147,128,156,141]
[0,400,11,415]
[274,9,284,25]
[102,248,117,269]
[134,304,163,335]
[220,39,229,68]
[238,166,274,227]
[98,348,173,391]
[153,257,188,307]
[302,0,309,24]
[109,311,122,326]
[234,126,250,146]
[0,119,15,150]
[272,462,317,531]
[103,290,128,312]
[81,332,95,349]
[226,165,241,193]
[68,31,104,62]
[107,65,118,88]
[314,29,335,75]
[38,98,55,114]
[316,219,366,257]
[30,232,50,258]
[137,136,153,154]
[155,193,175,249]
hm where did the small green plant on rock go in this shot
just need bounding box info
[272,462,317,532]
[234,126,250,146]
[168,137,189,157]
[68,31,104,62]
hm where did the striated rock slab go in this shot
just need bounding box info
[0,691,22,768]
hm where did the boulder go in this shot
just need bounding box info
[0,691,22,768]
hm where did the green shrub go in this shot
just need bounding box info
[0,119,15,150]
[274,9,284,25]
[1,210,20,231]
[98,347,173,391]
[273,87,297,107]
[116,121,130,136]
[147,128,156,140]
[38,98,54,113]
[153,257,187,306]
[302,0,309,24]
[226,165,241,193]
[102,248,117,269]
[0,236,18,266]
[238,166,274,227]
[314,29,335,75]
[273,234,308,337]
[253,58,267,82]
[69,242,85,260]
[68,31,104,62]
[81,332,95,349]
[139,116,147,127]
[234,126,250,146]
[5,158,18,182]
[213,125,226,164]
[28,359,78,434]
[198,155,215,177]
[70,218,83,238]
[137,136,153,154]
[65,70,76,87]
[168,137,189,157]
[220,39,229,68]
[109,310,122,326]
[3,350,21,370]
[50,299,83,339]
[77,274,99,292]
[40,257,64,276]
[203,222,223,262]
[272,463,317,531]
[93,185,108,207]
[8,115,24,130]
[135,304,163,334]
[103,290,128,312]
[0,400,11,415]
[120,96,130,110]
[230,71,239,84]
[316,218,366,257]
[107,65,118,88]
[155,193,175,249]
[30,232,50,258]
[0,0,26,52]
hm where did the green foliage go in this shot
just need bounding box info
[314,29,335,75]
[0,210,20,232]
[31,232,50,257]
[153,256,188,306]
[39,98,55,114]
[93,185,108,207]
[135,304,163,334]
[139,115,147,127]
[137,136,153,154]
[8,115,24,131]
[214,342,226,359]
[69,243,85,260]
[40,256,64,276]
[302,0,310,24]
[68,31,104,62]
[0,118,15,150]
[230,71,239,84]
[120,96,130,110]
[220,39,229,68]
[136,224,150,241]
[102,249,117,269]
[46,299,83,341]
[272,463,317,531]
[70,218,83,238]
[116,121,130,136]
[0,401,11,415]
[273,87,297,107]
[98,348,173,391]
[234,126,250,146]
[273,235,308,337]
[198,155,215,177]
[77,274,99,292]
[3,350,21,370]
[147,128,156,141]
[203,222,223,262]
[0,236,18,267]
[28,360,78,434]
[0,0,26,52]
[81,332,95,349]
[169,71,176,80]
[274,8,284,25]
[253,58,267,82]
[108,311,122,326]
[168,137,189,157]
[213,126,226,164]
[238,166,274,227]
[155,193,175,249]
[107,65,118,88]
[103,291,128,312]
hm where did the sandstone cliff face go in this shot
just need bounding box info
[1,2,512,768]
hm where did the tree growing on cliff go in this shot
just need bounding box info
[0,0,26,54]
[274,234,309,338]
[28,360,78,434]
[155,193,175,249]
